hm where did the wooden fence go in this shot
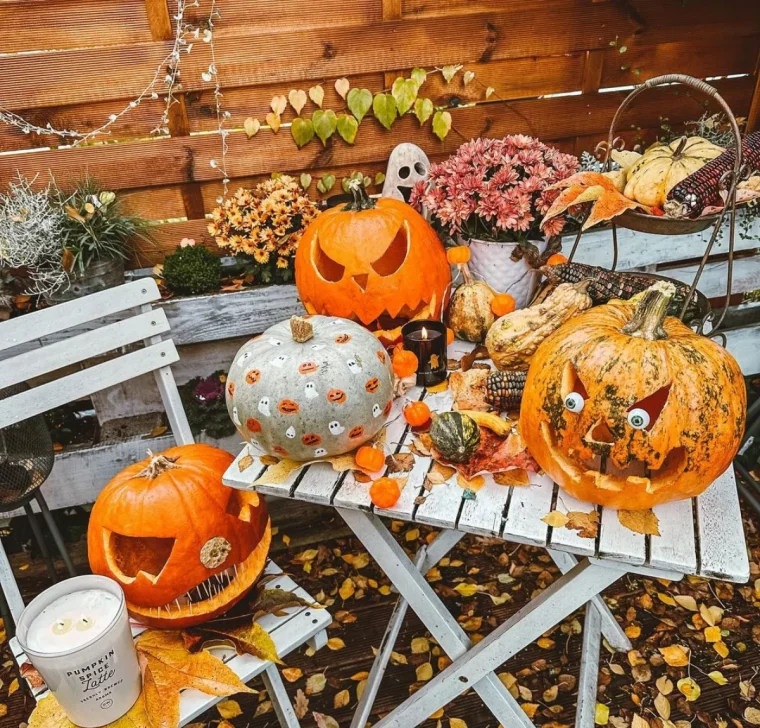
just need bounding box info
[1,0,759,266]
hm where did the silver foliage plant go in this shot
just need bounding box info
[0,175,68,296]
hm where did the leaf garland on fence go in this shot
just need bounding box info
[237,65,482,155]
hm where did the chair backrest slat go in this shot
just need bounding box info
[0,339,179,429]
[0,309,171,392]
[0,279,161,355]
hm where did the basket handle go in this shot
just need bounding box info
[603,73,743,184]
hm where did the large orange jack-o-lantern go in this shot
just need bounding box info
[520,282,746,510]
[295,183,451,334]
[88,445,270,628]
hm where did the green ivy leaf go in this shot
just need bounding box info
[411,68,427,87]
[300,173,312,189]
[375,172,386,185]
[341,178,351,193]
[243,117,260,138]
[372,93,398,130]
[336,114,359,144]
[441,64,462,83]
[317,174,336,194]
[363,176,372,188]
[432,110,452,141]
[414,98,434,125]
[312,109,338,146]
[391,77,418,116]
[347,88,373,123]
[290,117,315,148]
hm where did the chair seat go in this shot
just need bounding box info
[10,560,331,726]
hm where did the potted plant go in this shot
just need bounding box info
[410,135,579,307]
[207,174,319,284]
[48,178,150,302]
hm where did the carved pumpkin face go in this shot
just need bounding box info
[295,191,451,330]
[520,286,746,509]
[88,445,270,628]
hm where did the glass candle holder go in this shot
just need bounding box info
[401,320,447,387]
[16,575,141,728]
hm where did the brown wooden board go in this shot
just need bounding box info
[3,0,758,111]
[3,76,751,194]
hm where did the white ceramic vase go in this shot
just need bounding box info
[463,237,546,309]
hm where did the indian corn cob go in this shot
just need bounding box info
[666,131,760,217]
[538,262,700,319]
[486,370,527,411]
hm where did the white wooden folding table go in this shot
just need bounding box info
[223,341,750,728]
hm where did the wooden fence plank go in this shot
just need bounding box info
[4,1,757,111]
[3,77,751,193]
[0,0,153,54]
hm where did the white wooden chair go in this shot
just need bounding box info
[0,278,330,727]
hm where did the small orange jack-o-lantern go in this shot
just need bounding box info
[295,183,451,332]
[88,445,270,628]
[520,282,746,510]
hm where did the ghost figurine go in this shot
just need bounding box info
[304,382,319,399]
[285,426,297,439]
[258,397,271,417]
[372,403,383,418]
[329,420,345,436]
[381,143,430,202]
[314,447,328,458]
[346,358,362,374]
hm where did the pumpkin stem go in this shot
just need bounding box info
[134,450,181,480]
[672,135,689,159]
[344,179,377,211]
[460,261,473,285]
[621,281,675,341]
[290,315,314,343]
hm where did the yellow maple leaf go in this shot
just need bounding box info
[617,509,661,536]
[29,693,149,728]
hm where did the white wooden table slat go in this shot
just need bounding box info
[650,498,698,574]
[375,433,431,521]
[457,475,511,537]
[501,475,555,547]
[598,507,647,566]
[292,461,343,504]
[696,468,750,581]
[549,489,599,557]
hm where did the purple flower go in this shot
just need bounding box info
[193,375,224,403]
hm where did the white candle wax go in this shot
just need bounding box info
[26,588,120,654]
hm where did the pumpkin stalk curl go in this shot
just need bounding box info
[621,281,675,341]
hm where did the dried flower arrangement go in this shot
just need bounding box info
[410,136,580,243]
[207,175,320,284]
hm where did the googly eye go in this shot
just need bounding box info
[564,392,585,413]
[52,618,72,635]
[627,408,650,430]
[75,616,95,632]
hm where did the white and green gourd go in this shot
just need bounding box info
[226,315,394,461]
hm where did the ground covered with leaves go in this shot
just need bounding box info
[1,500,759,728]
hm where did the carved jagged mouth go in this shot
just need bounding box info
[540,423,687,494]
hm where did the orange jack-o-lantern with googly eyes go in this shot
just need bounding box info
[520,282,746,510]
[295,185,451,331]
[88,445,270,628]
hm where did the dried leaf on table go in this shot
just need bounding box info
[449,369,490,411]
[237,453,255,472]
[617,509,661,536]
[254,458,304,485]
[136,630,254,728]
[540,171,641,232]
[249,586,315,619]
[456,473,485,491]
[441,426,538,480]
[565,510,600,539]
[542,510,569,528]
[29,694,149,728]
[20,661,45,688]
[386,452,415,473]
[425,461,457,489]
[493,469,531,486]
[460,345,489,372]
[427,379,449,393]
[410,432,433,456]
[185,619,282,664]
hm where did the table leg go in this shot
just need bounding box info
[371,559,624,728]
[338,509,535,728]
[576,600,602,728]
[350,530,465,728]
[549,549,631,652]
[262,664,301,728]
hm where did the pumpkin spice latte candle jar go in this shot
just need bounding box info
[402,320,447,387]
[17,575,141,727]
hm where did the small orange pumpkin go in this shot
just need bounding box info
[295,184,450,330]
[355,445,385,472]
[392,348,419,378]
[88,445,270,628]
[446,328,455,345]
[446,246,471,266]
[370,477,401,509]
[546,253,568,266]
[404,401,431,427]
[491,293,516,317]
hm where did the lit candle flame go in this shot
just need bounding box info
[421,327,428,340]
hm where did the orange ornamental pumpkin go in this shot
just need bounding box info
[520,282,746,510]
[295,184,451,331]
[88,445,270,628]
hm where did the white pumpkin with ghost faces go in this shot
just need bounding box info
[226,315,393,461]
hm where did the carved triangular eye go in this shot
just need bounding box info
[313,235,345,282]
[560,361,589,401]
[627,383,671,431]
[371,222,409,276]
